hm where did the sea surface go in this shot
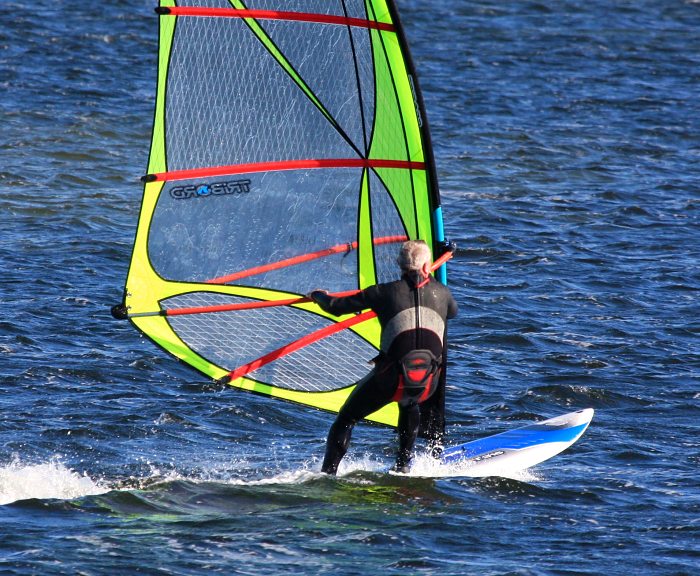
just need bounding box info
[2,0,699,574]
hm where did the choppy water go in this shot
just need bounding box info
[2,1,699,574]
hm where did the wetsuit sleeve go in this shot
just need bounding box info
[447,292,458,319]
[309,289,371,316]
[436,283,458,319]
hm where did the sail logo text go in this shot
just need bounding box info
[170,179,251,200]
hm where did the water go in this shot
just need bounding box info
[2,0,699,574]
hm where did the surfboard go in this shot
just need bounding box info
[440,408,593,475]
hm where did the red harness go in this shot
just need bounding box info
[391,349,440,406]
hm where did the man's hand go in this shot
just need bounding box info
[307,289,329,303]
[307,289,334,312]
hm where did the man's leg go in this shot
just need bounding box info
[321,413,356,474]
[321,367,395,475]
[395,403,421,472]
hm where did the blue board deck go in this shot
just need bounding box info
[440,409,594,474]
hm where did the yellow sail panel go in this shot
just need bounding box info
[117,1,444,427]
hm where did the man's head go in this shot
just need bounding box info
[397,240,432,276]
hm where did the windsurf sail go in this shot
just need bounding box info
[114,0,447,427]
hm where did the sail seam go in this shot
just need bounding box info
[367,2,420,239]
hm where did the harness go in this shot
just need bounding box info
[391,349,441,407]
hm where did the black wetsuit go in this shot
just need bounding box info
[312,272,458,474]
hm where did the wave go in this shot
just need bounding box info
[0,457,108,505]
[0,449,544,511]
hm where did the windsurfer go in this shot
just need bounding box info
[309,240,458,474]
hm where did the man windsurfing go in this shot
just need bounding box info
[309,240,458,474]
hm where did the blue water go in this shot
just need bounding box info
[2,0,699,574]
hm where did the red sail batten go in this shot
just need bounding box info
[160,7,395,32]
[146,158,425,183]
[206,235,408,284]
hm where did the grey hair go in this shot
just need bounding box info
[397,240,431,272]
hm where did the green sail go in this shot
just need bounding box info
[119,1,444,426]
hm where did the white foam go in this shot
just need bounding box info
[226,468,321,486]
[336,454,386,477]
[397,452,543,482]
[0,457,108,505]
